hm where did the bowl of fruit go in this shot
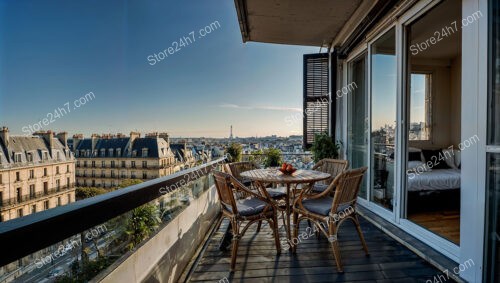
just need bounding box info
[279,163,297,175]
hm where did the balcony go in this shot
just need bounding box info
[0,157,456,283]
[0,185,75,209]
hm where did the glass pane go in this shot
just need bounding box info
[486,153,500,282]
[404,0,461,245]
[488,0,500,144]
[347,54,368,198]
[370,28,397,211]
[409,73,431,141]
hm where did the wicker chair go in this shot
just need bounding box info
[310,159,348,193]
[227,161,260,187]
[292,167,369,272]
[213,171,281,272]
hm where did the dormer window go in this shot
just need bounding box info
[142,148,148,157]
[56,152,61,160]
[27,152,33,162]
[161,148,165,155]
[100,149,105,157]
[14,153,22,163]
[42,151,49,161]
[109,148,114,157]
[132,150,137,157]
[116,148,121,157]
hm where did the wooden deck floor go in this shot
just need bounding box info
[188,216,445,282]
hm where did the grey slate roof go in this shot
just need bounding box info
[73,137,174,158]
[0,135,73,168]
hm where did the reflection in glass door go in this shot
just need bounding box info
[347,54,368,199]
[370,28,397,211]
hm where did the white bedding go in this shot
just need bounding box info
[407,169,461,192]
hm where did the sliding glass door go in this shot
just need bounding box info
[347,54,368,199]
[370,28,397,211]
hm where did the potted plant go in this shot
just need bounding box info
[264,148,282,168]
[226,143,242,162]
[311,132,341,163]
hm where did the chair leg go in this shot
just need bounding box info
[292,211,299,253]
[330,225,343,273]
[256,220,262,233]
[230,220,240,272]
[271,214,281,255]
[353,215,369,256]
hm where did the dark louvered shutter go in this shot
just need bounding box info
[303,53,331,148]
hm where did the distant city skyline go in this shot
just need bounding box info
[0,0,317,138]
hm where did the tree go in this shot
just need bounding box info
[226,143,242,162]
[75,187,108,200]
[264,148,282,167]
[125,204,160,251]
[117,179,143,189]
[311,132,340,162]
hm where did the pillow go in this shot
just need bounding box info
[408,151,423,161]
[441,148,457,169]
[422,149,452,170]
[454,150,461,168]
[407,161,431,179]
[407,160,431,171]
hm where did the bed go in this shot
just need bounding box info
[407,168,461,192]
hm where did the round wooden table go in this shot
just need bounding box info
[241,169,331,243]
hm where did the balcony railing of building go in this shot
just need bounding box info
[0,157,225,283]
[0,185,76,209]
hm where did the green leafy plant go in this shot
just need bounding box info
[226,143,242,162]
[125,204,160,251]
[75,187,109,200]
[311,132,340,162]
[264,148,282,167]
[117,179,143,189]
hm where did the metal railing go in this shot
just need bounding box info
[0,185,76,208]
[0,157,225,267]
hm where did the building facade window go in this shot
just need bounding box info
[131,161,136,168]
[43,182,48,195]
[142,161,147,168]
[31,205,36,214]
[44,200,49,210]
[56,166,60,174]
[29,169,34,179]
[29,185,35,198]
[121,161,126,168]
[57,197,61,206]
[17,208,23,218]
[143,172,147,179]
[43,168,47,177]
[92,161,96,167]
[111,161,115,168]
[102,161,106,168]
[16,172,20,182]
[66,164,70,172]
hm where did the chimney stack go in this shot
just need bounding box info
[159,132,170,144]
[72,134,83,150]
[91,133,99,153]
[34,130,54,153]
[0,126,9,148]
[56,132,68,148]
[129,131,141,154]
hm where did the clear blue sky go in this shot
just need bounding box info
[0,0,317,138]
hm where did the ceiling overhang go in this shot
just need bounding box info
[234,0,370,47]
